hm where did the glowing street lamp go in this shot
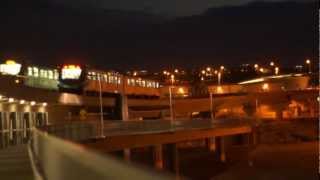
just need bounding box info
[259,68,264,73]
[201,70,206,75]
[305,59,311,73]
[270,61,275,66]
[254,64,259,69]
[275,67,279,75]
[220,66,225,71]
[174,69,179,73]
[206,67,211,72]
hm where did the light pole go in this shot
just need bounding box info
[169,75,175,121]
[217,72,221,85]
[306,59,311,74]
[97,75,105,137]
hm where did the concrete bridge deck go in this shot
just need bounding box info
[82,119,252,152]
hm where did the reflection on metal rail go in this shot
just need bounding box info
[28,128,171,180]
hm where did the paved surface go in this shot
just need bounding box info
[0,145,34,180]
[103,119,251,136]
[214,142,318,180]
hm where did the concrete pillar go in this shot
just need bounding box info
[121,95,129,121]
[123,149,131,162]
[167,144,180,177]
[153,145,163,170]
[205,137,216,152]
[216,137,226,163]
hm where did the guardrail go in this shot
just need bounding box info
[28,128,171,180]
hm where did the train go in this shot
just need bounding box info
[0,60,161,97]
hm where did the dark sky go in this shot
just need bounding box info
[0,0,317,71]
[52,0,313,17]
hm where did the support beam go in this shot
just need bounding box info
[205,137,216,152]
[216,137,226,163]
[123,149,131,162]
[153,145,163,170]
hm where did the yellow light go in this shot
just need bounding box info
[178,87,185,94]
[15,79,20,84]
[20,100,25,104]
[0,95,2,100]
[174,69,179,73]
[220,66,225,70]
[214,70,218,75]
[163,70,167,75]
[270,61,274,66]
[5,60,17,65]
[201,70,206,74]
[217,86,223,94]
[262,83,269,91]
[201,77,204,81]
[206,67,211,72]
[133,72,137,76]
[254,64,259,69]
[8,98,14,103]
[259,68,264,73]
[42,102,47,107]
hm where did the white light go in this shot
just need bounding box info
[42,102,47,107]
[61,65,82,80]
[8,98,14,103]
[20,100,25,104]
[0,60,22,75]
[262,83,269,91]
[30,101,36,106]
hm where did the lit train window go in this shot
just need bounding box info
[61,65,82,80]
[54,70,59,80]
[117,77,121,84]
[142,80,146,87]
[33,67,39,77]
[40,69,47,78]
[27,67,33,76]
[48,70,53,79]
[0,60,22,75]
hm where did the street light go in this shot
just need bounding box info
[254,64,259,69]
[305,59,311,73]
[220,66,225,71]
[275,67,279,75]
[270,61,275,66]
[97,75,105,137]
[218,72,221,85]
[169,74,175,121]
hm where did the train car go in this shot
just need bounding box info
[58,64,160,97]
[58,64,86,93]
[0,60,59,90]
[125,77,160,97]
[85,69,123,94]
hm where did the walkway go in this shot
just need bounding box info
[0,145,33,180]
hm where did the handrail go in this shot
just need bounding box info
[28,128,170,180]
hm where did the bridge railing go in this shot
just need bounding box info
[28,128,171,180]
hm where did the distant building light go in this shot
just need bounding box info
[42,102,47,107]
[254,64,259,69]
[178,87,185,94]
[174,69,179,73]
[8,98,14,103]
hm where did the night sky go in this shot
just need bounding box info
[0,0,317,71]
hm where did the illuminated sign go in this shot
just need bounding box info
[61,65,82,80]
[0,60,22,75]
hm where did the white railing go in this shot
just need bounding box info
[28,128,171,180]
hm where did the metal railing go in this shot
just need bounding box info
[28,128,171,180]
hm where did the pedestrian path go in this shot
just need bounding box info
[0,145,34,180]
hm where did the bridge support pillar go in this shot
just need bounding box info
[121,95,129,121]
[205,137,216,152]
[216,137,226,163]
[153,145,163,170]
[167,144,180,177]
[123,149,131,162]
